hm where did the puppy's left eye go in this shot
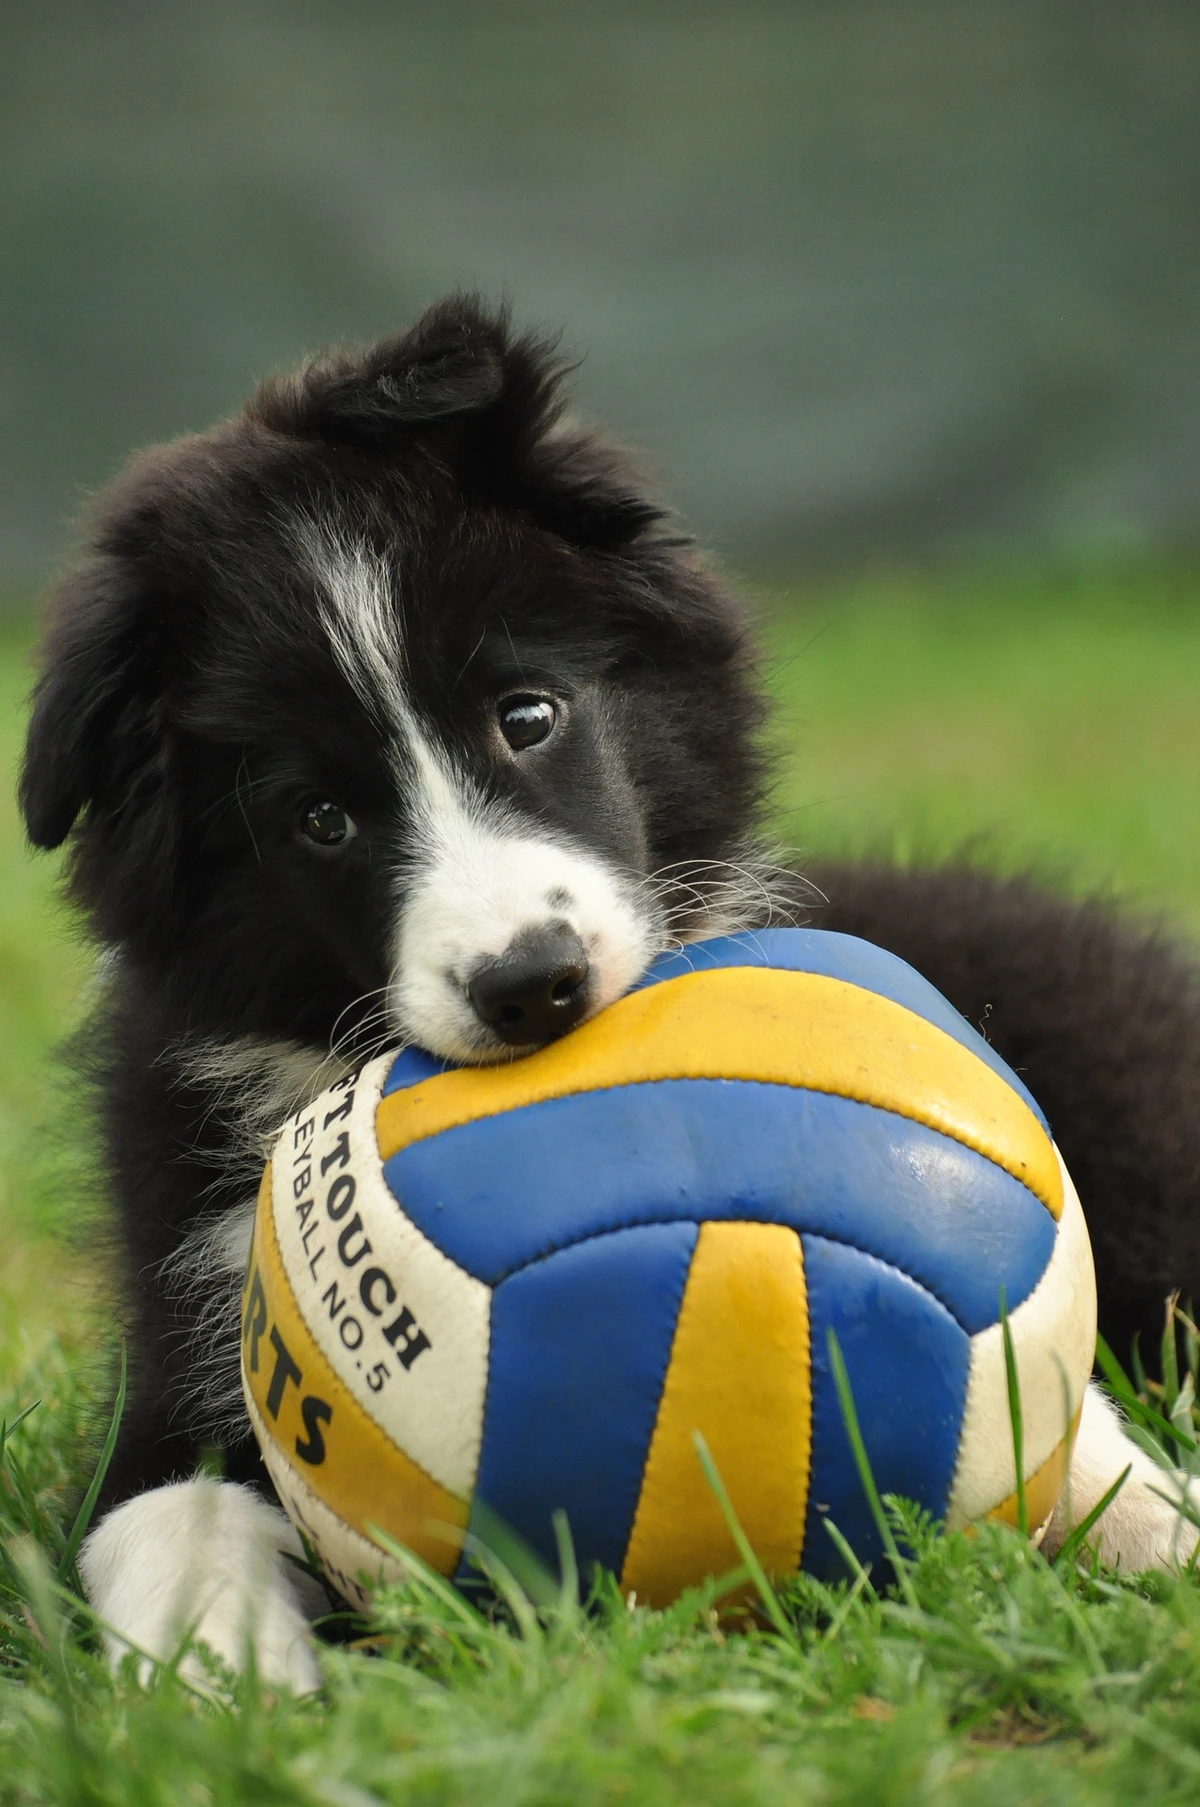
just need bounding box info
[499,696,557,751]
[300,800,358,847]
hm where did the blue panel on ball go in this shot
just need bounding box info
[800,1234,970,1581]
[462,1222,698,1584]
[382,1046,456,1096]
[384,1081,1055,1332]
[639,930,1048,1133]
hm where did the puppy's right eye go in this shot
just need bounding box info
[499,696,557,751]
[300,801,357,847]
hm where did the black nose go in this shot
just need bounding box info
[467,926,591,1047]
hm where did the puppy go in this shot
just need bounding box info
[19,298,1199,1689]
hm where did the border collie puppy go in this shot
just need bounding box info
[19,298,1200,1690]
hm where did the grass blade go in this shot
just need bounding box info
[692,1431,797,1643]
[1180,1300,1200,1387]
[1161,1292,1182,1411]
[1052,1465,1131,1570]
[366,1524,490,1633]
[1095,1335,1197,1454]
[57,1344,126,1587]
[551,1510,580,1622]
[1131,1332,1149,1403]
[458,1536,542,1646]
[999,1289,1027,1539]
[825,1328,918,1609]
[1147,1482,1200,1541]
[459,1497,560,1611]
[819,1557,874,1642]
[0,1400,42,1465]
[819,1516,877,1599]
[3,1441,58,1553]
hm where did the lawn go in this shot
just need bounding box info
[764,560,1200,930]
[4,563,1200,1805]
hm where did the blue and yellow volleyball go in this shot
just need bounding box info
[241,929,1096,1607]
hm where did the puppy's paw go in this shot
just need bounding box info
[79,1479,327,1693]
[1044,1381,1199,1572]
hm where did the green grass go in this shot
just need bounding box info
[5,563,1200,1804]
[763,561,1200,929]
[0,618,91,1247]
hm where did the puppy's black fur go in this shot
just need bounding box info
[19,295,1200,1533]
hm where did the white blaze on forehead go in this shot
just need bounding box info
[297,521,490,816]
[297,521,412,745]
[299,523,660,1059]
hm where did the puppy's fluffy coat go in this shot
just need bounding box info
[20,298,1200,1688]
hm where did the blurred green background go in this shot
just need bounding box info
[3,0,1200,590]
[4,3,1200,1318]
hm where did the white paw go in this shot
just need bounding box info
[1043,1381,1199,1572]
[79,1479,327,1693]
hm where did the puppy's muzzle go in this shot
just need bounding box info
[467,924,590,1048]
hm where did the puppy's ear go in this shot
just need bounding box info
[20,558,162,850]
[256,294,669,553]
[252,294,511,444]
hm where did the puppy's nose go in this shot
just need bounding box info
[467,926,590,1047]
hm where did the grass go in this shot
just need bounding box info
[763,560,1200,929]
[4,560,1200,1803]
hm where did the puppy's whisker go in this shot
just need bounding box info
[326,984,394,1058]
[634,849,806,945]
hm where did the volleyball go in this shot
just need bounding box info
[240,928,1096,1609]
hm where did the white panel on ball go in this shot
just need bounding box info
[269,1050,491,1500]
[945,1148,1096,1530]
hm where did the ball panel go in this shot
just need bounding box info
[944,1149,1096,1529]
[375,968,1062,1221]
[382,1045,454,1096]
[272,1053,490,1498]
[642,929,1048,1132]
[241,1167,468,1577]
[801,1234,971,1581]
[383,1081,1055,1325]
[462,1223,698,1581]
[620,1222,810,1608]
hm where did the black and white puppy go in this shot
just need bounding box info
[19,298,1200,1690]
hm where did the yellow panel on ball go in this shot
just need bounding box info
[620,1221,812,1607]
[376,968,1063,1219]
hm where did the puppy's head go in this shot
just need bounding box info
[21,297,772,1064]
